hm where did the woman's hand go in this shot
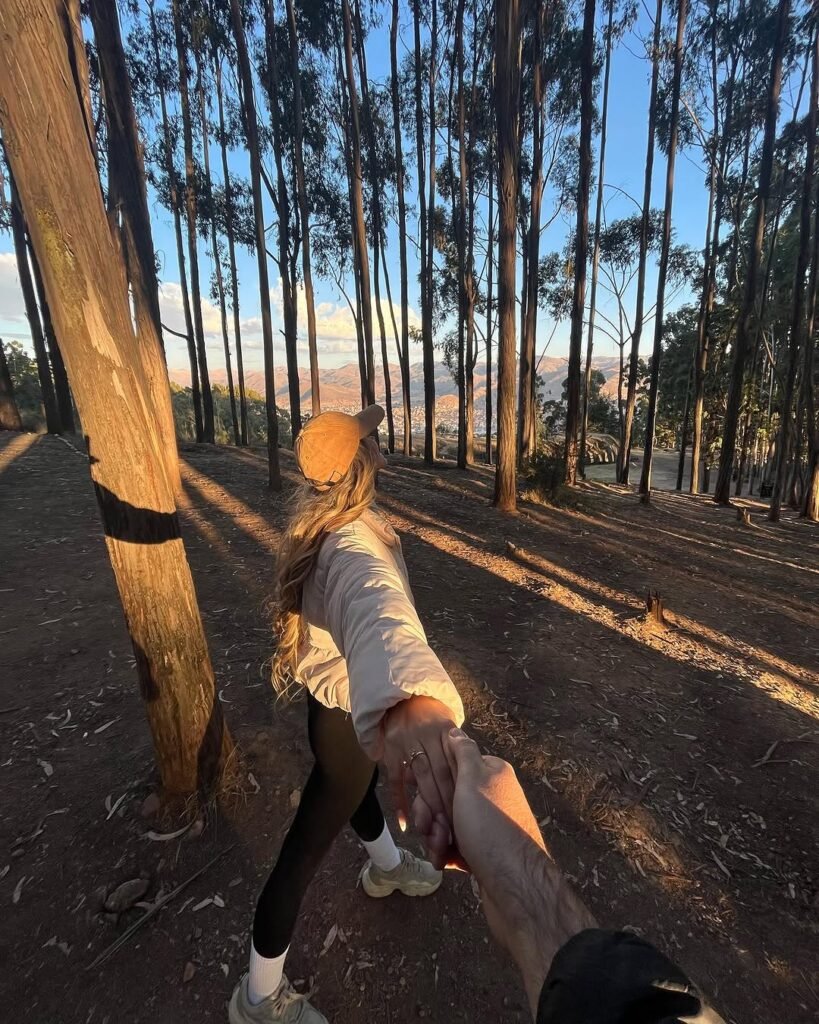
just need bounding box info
[382,695,458,868]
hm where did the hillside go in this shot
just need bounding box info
[170,355,622,428]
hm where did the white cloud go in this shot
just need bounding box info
[0,251,31,343]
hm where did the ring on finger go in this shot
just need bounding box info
[403,749,427,768]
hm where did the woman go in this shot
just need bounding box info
[230,405,464,1024]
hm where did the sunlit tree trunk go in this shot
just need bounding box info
[0,0,234,793]
[148,0,202,443]
[353,0,394,448]
[412,0,429,453]
[0,339,23,431]
[172,0,214,443]
[617,0,662,484]
[215,60,248,446]
[342,0,375,407]
[716,0,790,504]
[456,0,468,468]
[285,0,319,417]
[580,0,613,477]
[690,0,733,493]
[92,0,179,488]
[425,0,438,462]
[262,0,301,437]
[564,0,596,485]
[519,0,544,468]
[494,0,520,510]
[391,0,412,454]
[196,54,239,446]
[230,0,282,489]
[639,0,688,500]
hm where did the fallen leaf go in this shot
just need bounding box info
[289,789,301,809]
[183,961,196,983]
[145,824,191,842]
[213,894,225,908]
[192,897,213,912]
[221,963,229,978]
[94,718,119,735]
[320,923,338,956]
[37,759,53,778]
[12,876,26,904]
[247,772,260,794]
[105,793,127,821]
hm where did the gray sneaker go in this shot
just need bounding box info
[228,974,328,1024]
[359,848,442,898]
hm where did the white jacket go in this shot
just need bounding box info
[297,507,465,759]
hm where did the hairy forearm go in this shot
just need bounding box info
[502,846,598,1017]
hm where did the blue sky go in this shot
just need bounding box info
[0,2,762,381]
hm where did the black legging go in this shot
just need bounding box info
[253,693,386,957]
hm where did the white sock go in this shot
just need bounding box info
[362,821,402,872]
[248,944,287,1006]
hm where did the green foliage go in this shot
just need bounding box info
[169,382,292,447]
[5,341,46,431]
[542,370,619,436]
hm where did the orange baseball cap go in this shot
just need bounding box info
[294,405,385,488]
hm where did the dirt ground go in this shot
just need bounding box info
[1,430,817,1024]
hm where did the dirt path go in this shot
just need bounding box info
[1,432,817,1024]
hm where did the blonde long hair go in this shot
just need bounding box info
[272,442,379,694]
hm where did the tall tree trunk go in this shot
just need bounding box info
[215,60,248,446]
[285,0,320,417]
[196,54,239,447]
[230,0,282,489]
[353,0,394,447]
[617,0,662,484]
[0,338,24,431]
[770,20,815,520]
[341,0,375,407]
[690,0,732,493]
[494,0,520,510]
[8,173,61,434]
[424,0,438,462]
[0,0,234,793]
[464,5,482,469]
[564,0,596,485]
[29,247,75,433]
[412,0,429,453]
[802,47,819,521]
[715,0,790,504]
[639,0,688,500]
[390,0,412,454]
[580,0,613,477]
[92,0,179,489]
[676,361,693,490]
[486,116,494,466]
[519,0,544,467]
[148,0,202,443]
[456,0,468,468]
[380,239,407,448]
[172,0,214,443]
[263,0,302,437]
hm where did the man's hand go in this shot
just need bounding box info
[381,695,458,868]
[416,728,597,1016]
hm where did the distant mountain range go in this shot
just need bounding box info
[170,355,622,430]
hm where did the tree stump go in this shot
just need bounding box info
[736,507,752,527]
[645,591,666,626]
